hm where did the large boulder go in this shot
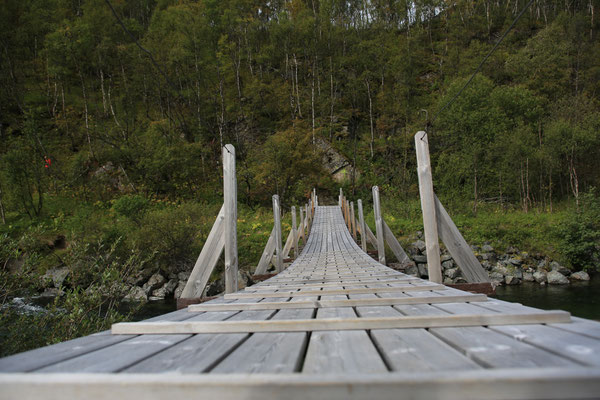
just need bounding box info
[550,261,571,276]
[143,273,167,295]
[413,255,427,264]
[412,240,427,253]
[492,264,509,277]
[174,281,187,299]
[570,271,590,281]
[489,272,505,284]
[405,264,419,277]
[547,270,569,285]
[522,272,535,282]
[441,260,454,270]
[417,264,429,278]
[505,275,520,285]
[444,268,459,279]
[152,279,178,299]
[533,270,547,283]
[124,286,147,302]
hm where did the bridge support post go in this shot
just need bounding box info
[372,186,386,265]
[272,195,283,273]
[357,199,367,251]
[223,144,238,293]
[350,201,357,241]
[292,206,298,258]
[415,131,443,284]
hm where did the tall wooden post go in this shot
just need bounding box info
[339,188,343,207]
[372,186,386,265]
[223,144,238,293]
[272,195,283,273]
[357,199,367,251]
[299,206,306,244]
[415,131,442,283]
[291,206,298,258]
[350,201,357,241]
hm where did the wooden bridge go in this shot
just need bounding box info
[1,134,600,399]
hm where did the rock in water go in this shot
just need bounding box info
[547,270,569,285]
[533,270,547,284]
[124,286,147,302]
[570,271,590,281]
[523,272,535,282]
[143,273,167,295]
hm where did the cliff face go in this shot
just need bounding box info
[316,138,360,183]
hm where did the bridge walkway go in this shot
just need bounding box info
[1,206,599,399]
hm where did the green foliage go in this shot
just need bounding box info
[556,190,600,271]
[112,194,149,224]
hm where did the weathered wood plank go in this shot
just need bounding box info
[223,284,446,299]
[382,219,411,265]
[414,131,442,283]
[272,195,283,272]
[253,227,276,275]
[111,311,571,335]
[188,294,488,312]
[223,144,238,293]
[180,205,225,298]
[434,195,489,283]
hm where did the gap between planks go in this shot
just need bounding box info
[112,311,571,335]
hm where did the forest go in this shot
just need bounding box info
[0,0,599,355]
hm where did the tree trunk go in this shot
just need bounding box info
[365,79,374,158]
[0,184,6,224]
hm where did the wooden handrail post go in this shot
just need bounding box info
[339,188,343,207]
[299,206,306,244]
[291,206,298,258]
[350,201,357,241]
[357,199,367,251]
[372,186,386,265]
[223,144,238,293]
[415,131,442,283]
[272,195,283,273]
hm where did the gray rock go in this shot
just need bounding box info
[442,260,454,270]
[505,276,521,285]
[405,264,419,277]
[413,240,426,253]
[152,279,178,299]
[482,244,494,252]
[537,259,549,270]
[42,267,70,288]
[440,254,453,262]
[444,268,459,279]
[492,264,509,276]
[413,255,427,263]
[508,258,522,266]
[124,286,147,302]
[506,246,519,254]
[523,272,534,282]
[206,278,225,297]
[455,277,468,284]
[489,272,505,284]
[178,271,191,281]
[540,281,546,286]
[143,273,167,295]
[174,281,186,299]
[570,271,590,281]
[417,264,429,278]
[127,268,154,286]
[481,261,494,271]
[443,277,454,285]
[550,261,571,276]
[512,268,523,279]
[533,270,547,283]
[547,270,569,285]
[39,288,63,298]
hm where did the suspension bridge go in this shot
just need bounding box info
[1,133,599,399]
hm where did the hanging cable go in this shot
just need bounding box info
[429,0,535,127]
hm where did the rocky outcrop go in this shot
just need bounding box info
[570,271,590,281]
[547,270,569,284]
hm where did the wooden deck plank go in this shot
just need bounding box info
[302,296,389,374]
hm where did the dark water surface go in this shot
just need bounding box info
[493,277,600,320]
